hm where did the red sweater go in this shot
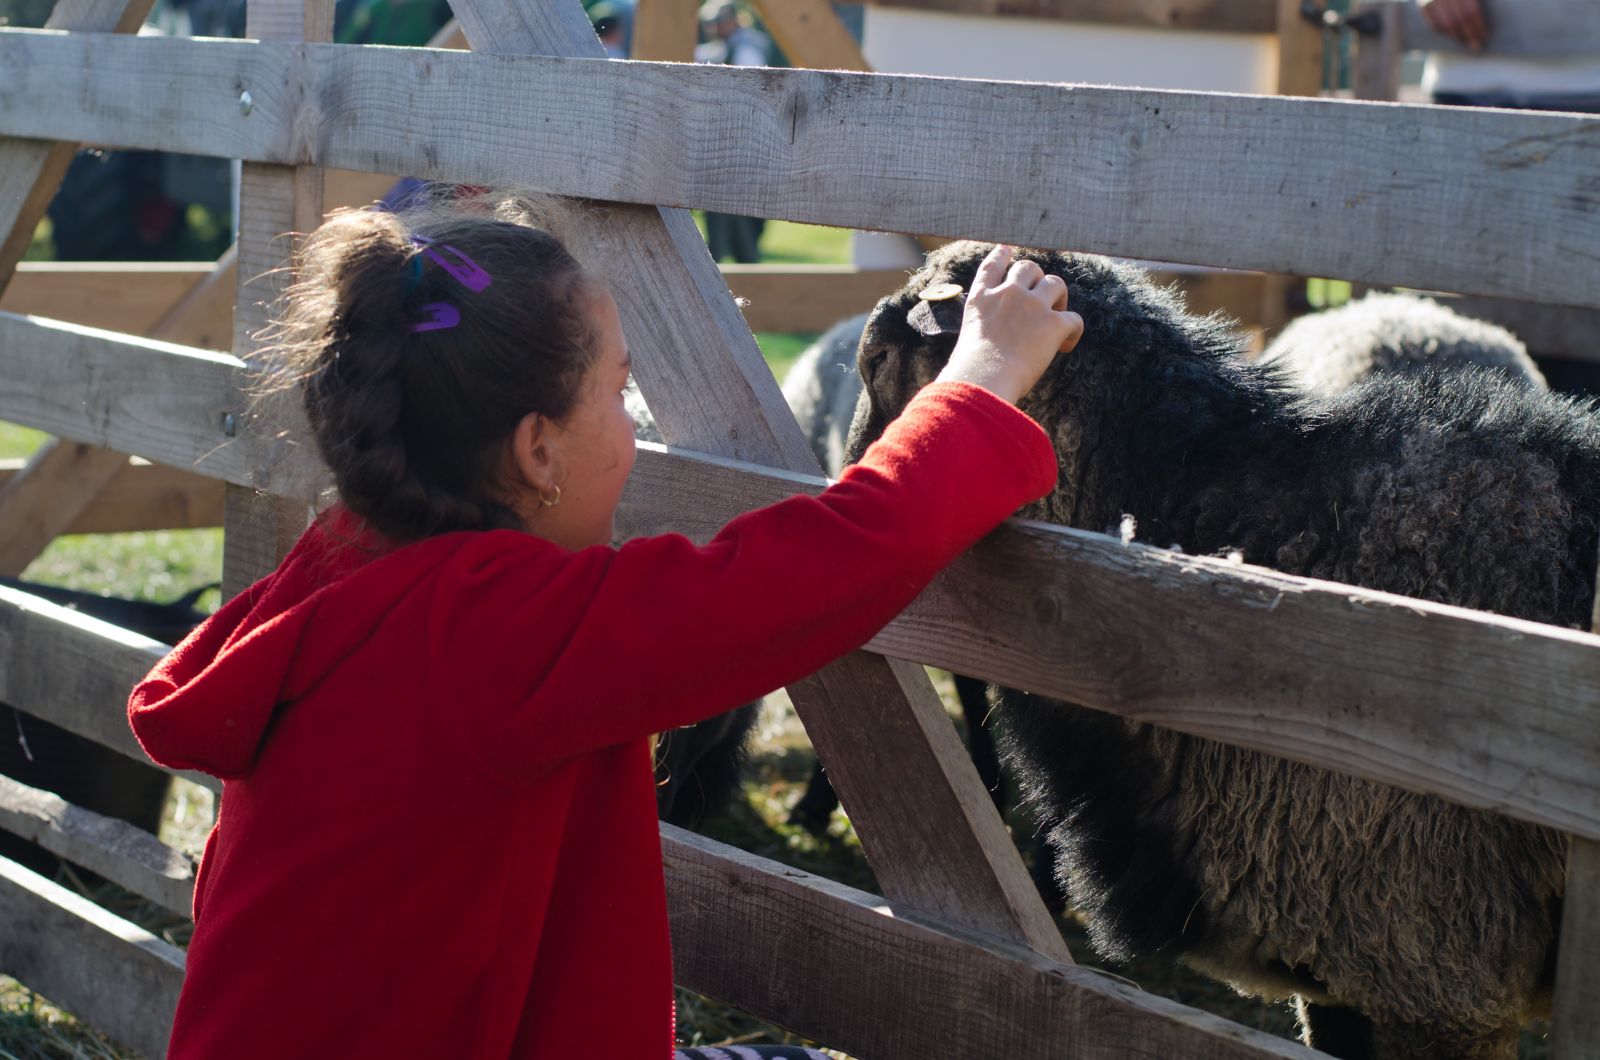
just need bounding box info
[129,382,1056,1059]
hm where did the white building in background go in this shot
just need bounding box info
[853,6,1280,267]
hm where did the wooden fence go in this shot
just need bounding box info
[1343,0,1600,366]
[1,0,1599,1056]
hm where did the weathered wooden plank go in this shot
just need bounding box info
[11,258,894,345]
[1352,1,1401,103]
[0,457,223,533]
[144,247,236,351]
[631,0,698,61]
[0,856,185,1059]
[7,36,1600,309]
[144,16,467,355]
[0,311,252,487]
[0,588,219,794]
[723,264,903,332]
[860,0,1278,35]
[0,0,156,282]
[0,439,131,575]
[0,0,161,581]
[1390,0,1600,59]
[0,774,194,917]
[1549,530,1600,1056]
[1253,0,1322,338]
[2,262,209,334]
[1552,837,1600,1058]
[445,0,1070,960]
[1160,269,1271,330]
[217,0,329,599]
[663,826,1318,1059]
[748,0,871,72]
[1430,293,1600,363]
[7,323,1600,841]
[614,442,1600,841]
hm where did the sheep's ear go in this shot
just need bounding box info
[907,292,965,338]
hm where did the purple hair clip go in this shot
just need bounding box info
[409,303,461,333]
[405,234,492,334]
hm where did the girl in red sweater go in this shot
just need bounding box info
[128,192,1081,1059]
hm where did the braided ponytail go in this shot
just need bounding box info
[257,192,595,543]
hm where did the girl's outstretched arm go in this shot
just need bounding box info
[430,380,1056,781]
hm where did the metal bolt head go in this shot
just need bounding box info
[239,90,254,116]
[222,412,238,437]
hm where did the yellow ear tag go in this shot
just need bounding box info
[919,283,964,302]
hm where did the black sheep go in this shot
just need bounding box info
[846,241,1599,1060]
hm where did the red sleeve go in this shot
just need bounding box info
[431,382,1056,782]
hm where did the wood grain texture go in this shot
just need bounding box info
[445,0,1069,958]
[1252,0,1323,338]
[145,247,236,351]
[220,0,329,599]
[0,857,184,1059]
[222,484,313,598]
[0,774,194,917]
[0,440,130,576]
[663,827,1320,1059]
[1552,837,1600,1058]
[8,35,1600,308]
[0,587,218,789]
[1433,293,1600,362]
[1352,2,1401,103]
[748,0,871,72]
[0,458,222,534]
[0,0,159,578]
[615,442,1600,841]
[860,0,1278,34]
[7,327,1600,844]
[722,264,905,331]
[632,0,698,61]
[0,312,251,485]
[3,263,210,335]
[0,0,156,280]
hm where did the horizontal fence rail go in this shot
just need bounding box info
[0,774,195,916]
[4,310,1600,839]
[617,445,1600,841]
[4,32,1600,308]
[0,585,218,792]
[664,826,1318,1059]
[0,857,184,1059]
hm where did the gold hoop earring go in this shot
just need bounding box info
[539,485,561,508]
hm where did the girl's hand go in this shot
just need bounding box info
[936,244,1084,405]
[1421,0,1488,51]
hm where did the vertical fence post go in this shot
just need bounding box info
[1261,0,1325,338]
[220,0,332,598]
[1352,2,1403,101]
[1552,556,1600,1057]
[631,0,699,61]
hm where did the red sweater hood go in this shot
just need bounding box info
[128,507,441,777]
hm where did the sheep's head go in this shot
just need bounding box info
[848,240,1252,530]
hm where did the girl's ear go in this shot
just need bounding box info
[507,410,562,497]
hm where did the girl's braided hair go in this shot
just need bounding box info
[256,189,597,543]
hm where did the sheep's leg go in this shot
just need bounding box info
[788,760,840,833]
[656,702,761,828]
[1295,998,1373,1059]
